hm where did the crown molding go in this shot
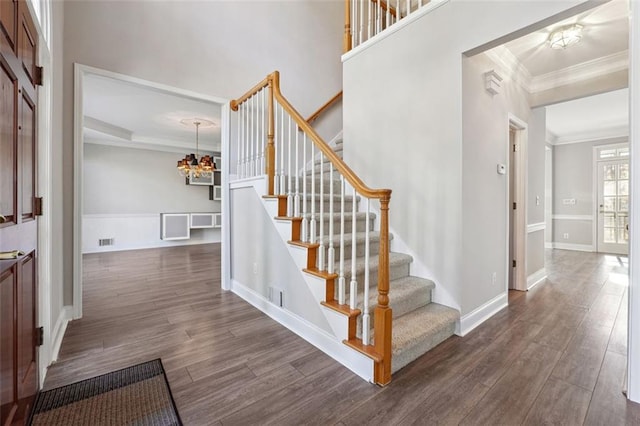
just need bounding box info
[84,135,217,154]
[551,125,629,145]
[530,50,629,93]
[483,46,532,92]
[84,116,133,141]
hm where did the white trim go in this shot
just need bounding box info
[341,0,449,63]
[545,242,554,249]
[552,214,593,221]
[484,46,532,93]
[527,222,545,233]
[530,50,629,93]
[527,268,547,290]
[507,114,528,292]
[73,63,229,319]
[230,279,374,382]
[221,103,231,291]
[50,306,72,365]
[552,126,629,146]
[456,292,508,337]
[552,243,594,252]
[628,0,640,403]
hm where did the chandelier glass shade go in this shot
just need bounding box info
[177,119,216,179]
[548,24,583,50]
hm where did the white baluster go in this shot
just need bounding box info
[327,162,335,274]
[396,0,400,23]
[274,102,279,193]
[249,96,254,177]
[367,0,371,40]
[279,104,286,195]
[245,100,250,177]
[240,103,245,178]
[318,153,325,270]
[310,142,317,244]
[360,0,365,44]
[294,123,300,218]
[349,186,358,309]
[237,103,241,178]
[352,0,356,47]
[287,115,293,217]
[406,0,410,16]
[386,0,390,29]
[338,176,346,305]
[419,0,422,8]
[361,198,371,345]
[261,89,266,174]
[301,133,308,243]
[254,94,259,176]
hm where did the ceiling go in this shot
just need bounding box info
[503,0,629,77]
[83,74,222,153]
[493,0,630,143]
[546,88,629,142]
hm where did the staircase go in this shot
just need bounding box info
[302,137,459,373]
[230,71,459,385]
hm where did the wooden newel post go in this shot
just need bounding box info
[266,76,276,196]
[344,0,352,53]
[374,193,392,385]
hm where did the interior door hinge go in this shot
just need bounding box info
[513,202,517,210]
[36,326,44,346]
[34,197,43,216]
[513,144,518,152]
[512,260,516,268]
[35,66,44,86]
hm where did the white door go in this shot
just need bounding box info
[597,159,629,255]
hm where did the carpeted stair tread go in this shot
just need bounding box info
[339,252,411,278]
[318,231,391,247]
[363,276,434,313]
[391,303,460,373]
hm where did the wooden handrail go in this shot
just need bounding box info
[270,72,390,200]
[306,91,343,125]
[230,75,270,111]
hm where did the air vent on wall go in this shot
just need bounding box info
[98,238,114,247]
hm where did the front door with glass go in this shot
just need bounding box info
[597,157,629,255]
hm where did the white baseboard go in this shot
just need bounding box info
[545,242,554,249]
[456,292,508,337]
[527,268,547,290]
[50,306,73,364]
[552,242,594,252]
[230,279,374,382]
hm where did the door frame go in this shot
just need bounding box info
[506,114,528,292]
[72,64,230,319]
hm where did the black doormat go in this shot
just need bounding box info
[29,359,182,426]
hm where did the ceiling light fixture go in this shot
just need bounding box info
[177,118,215,179]
[548,24,583,50]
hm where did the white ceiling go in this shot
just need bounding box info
[546,88,629,142]
[83,74,222,153]
[493,0,630,142]
[503,0,629,77]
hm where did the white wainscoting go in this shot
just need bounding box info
[83,214,220,253]
[552,214,593,221]
[527,222,545,233]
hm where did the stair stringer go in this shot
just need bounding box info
[231,175,375,381]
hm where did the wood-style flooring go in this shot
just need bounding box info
[45,244,640,425]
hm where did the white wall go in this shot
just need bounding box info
[343,0,595,317]
[82,143,220,253]
[230,186,332,333]
[552,136,628,249]
[59,1,345,304]
[527,107,547,275]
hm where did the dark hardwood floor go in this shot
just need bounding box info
[45,244,640,425]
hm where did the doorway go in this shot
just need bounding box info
[72,65,229,319]
[596,146,630,255]
[508,117,527,292]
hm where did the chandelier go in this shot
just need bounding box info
[548,24,583,50]
[177,119,215,179]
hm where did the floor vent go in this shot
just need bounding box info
[98,238,114,247]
